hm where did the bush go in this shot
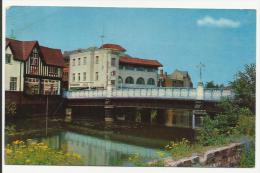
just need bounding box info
[165,138,192,159]
[236,115,255,137]
[240,143,255,167]
[5,139,84,165]
[5,125,16,136]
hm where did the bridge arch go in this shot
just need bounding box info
[136,77,145,85]
[147,78,155,85]
[125,76,134,84]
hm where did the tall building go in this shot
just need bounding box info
[68,43,162,90]
[159,69,193,87]
[5,38,65,95]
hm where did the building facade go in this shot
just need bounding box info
[5,38,65,95]
[68,44,162,90]
[159,69,193,88]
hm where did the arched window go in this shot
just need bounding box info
[136,77,145,85]
[125,76,134,84]
[147,78,155,85]
[118,76,123,84]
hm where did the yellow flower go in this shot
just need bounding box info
[25,159,31,164]
[13,140,20,145]
[5,149,12,155]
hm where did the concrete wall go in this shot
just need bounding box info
[158,142,246,167]
[5,46,24,91]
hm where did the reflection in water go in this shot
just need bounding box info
[39,131,167,166]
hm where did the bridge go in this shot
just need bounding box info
[63,84,234,129]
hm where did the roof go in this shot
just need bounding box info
[170,69,190,80]
[120,56,162,67]
[100,43,126,52]
[40,46,65,67]
[6,38,64,67]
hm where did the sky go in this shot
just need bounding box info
[5,6,256,86]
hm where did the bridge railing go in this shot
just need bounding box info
[64,87,234,101]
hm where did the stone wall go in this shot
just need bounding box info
[161,142,245,167]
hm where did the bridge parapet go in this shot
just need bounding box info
[64,87,234,101]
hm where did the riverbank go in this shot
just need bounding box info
[4,117,255,167]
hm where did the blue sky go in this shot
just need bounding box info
[6,7,256,86]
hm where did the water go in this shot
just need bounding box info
[36,131,169,166]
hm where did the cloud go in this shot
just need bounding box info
[197,16,240,28]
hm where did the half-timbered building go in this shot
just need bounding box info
[5,38,65,95]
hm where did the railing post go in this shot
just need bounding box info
[196,82,204,100]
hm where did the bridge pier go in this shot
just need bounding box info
[65,107,72,122]
[104,99,114,122]
[164,109,174,127]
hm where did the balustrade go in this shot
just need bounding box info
[64,87,233,101]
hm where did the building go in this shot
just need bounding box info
[159,69,193,87]
[5,38,65,95]
[68,43,162,90]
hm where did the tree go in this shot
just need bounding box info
[205,81,224,88]
[230,63,256,113]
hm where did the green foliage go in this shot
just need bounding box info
[128,153,147,166]
[5,102,17,117]
[198,97,255,146]
[5,125,16,136]
[5,139,84,165]
[240,143,255,167]
[236,115,255,137]
[165,138,192,159]
[197,116,229,146]
[230,63,256,113]
[205,81,224,88]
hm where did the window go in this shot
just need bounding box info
[83,57,87,65]
[49,67,58,76]
[83,72,86,81]
[111,71,116,76]
[111,80,115,85]
[136,67,145,71]
[147,68,154,72]
[10,77,17,91]
[78,73,80,81]
[136,77,145,85]
[6,54,11,64]
[111,58,116,66]
[72,73,75,82]
[125,76,134,84]
[72,59,75,66]
[147,78,155,85]
[118,76,123,87]
[125,65,135,71]
[78,58,81,66]
[95,56,99,64]
[95,72,99,81]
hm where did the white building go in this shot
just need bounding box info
[5,38,64,95]
[68,44,162,90]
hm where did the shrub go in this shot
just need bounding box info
[5,125,16,136]
[5,139,84,165]
[165,138,192,159]
[240,142,255,167]
[236,115,255,137]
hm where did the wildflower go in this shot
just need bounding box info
[5,149,12,155]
